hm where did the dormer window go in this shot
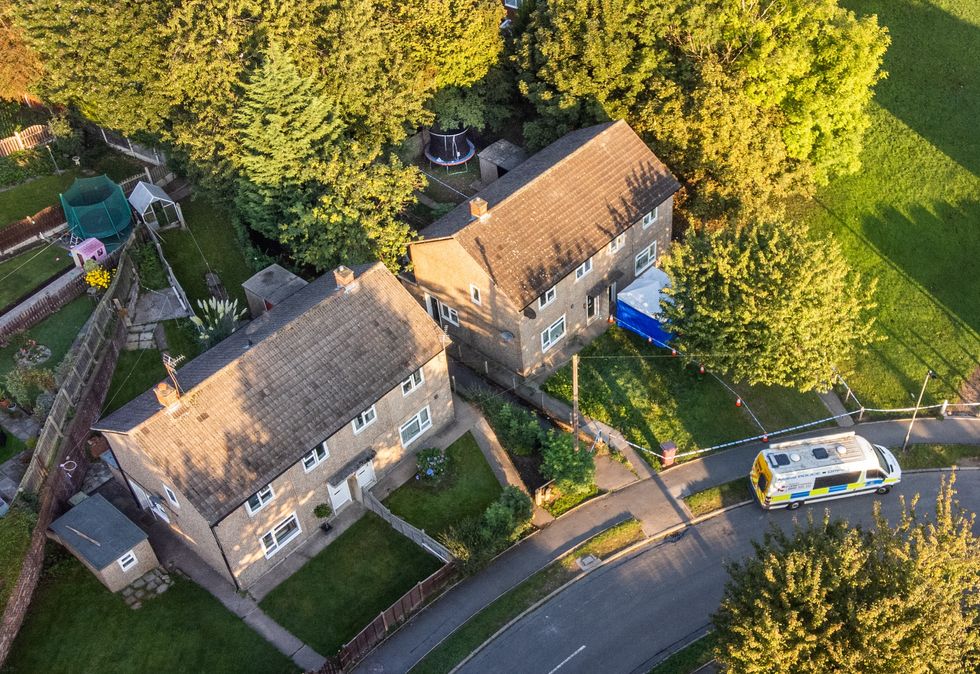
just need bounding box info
[539,286,557,309]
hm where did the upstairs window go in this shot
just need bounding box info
[635,242,657,275]
[401,368,425,396]
[302,443,329,472]
[642,206,659,229]
[352,405,377,434]
[246,484,275,516]
[575,258,593,281]
[469,284,482,305]
[608,234,626,254]
[539,286,557,309]
[163,485,179,509]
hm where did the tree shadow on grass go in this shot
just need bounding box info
[844,0,980,177]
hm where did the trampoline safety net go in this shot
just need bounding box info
[60,175,132,241]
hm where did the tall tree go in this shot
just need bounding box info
[714,477,980,673]
[11,0,171,135]
[514,0,889,223]
[0,11,42,101]
[660,220,877,391]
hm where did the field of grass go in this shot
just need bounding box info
[6,553,296,673]
[900,444,980,470]
[648,632,718,674]
[260,512,442,657]
[385,432,502,536]
[412,519,645,673]
[790,0,980,408]
[160,199,253,308]
[542,328,828,465]
[684,479,753,518]
[0,244,72,307]
[0,295,95,381]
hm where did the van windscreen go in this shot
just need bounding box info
[872,445,891,473]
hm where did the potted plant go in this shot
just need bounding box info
[314,503,333,533]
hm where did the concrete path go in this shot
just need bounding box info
[818,389,854,427]
[96,481,325,671]
[460,471,980,674]
[595,453,636,492]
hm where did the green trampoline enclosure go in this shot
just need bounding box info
[60,175,132,241]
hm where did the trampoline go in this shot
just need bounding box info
[425,125,476,173]
[60,175,132,250]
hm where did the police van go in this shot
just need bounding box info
[750,431,901,510]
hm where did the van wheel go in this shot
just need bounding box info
[788,501,802,510]
[875,486,891,495]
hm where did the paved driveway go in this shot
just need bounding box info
[459,471,980,674]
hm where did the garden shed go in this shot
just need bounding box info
[60,175,132,249]
[127,180,185,230]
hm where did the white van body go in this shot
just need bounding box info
[750,431,901,510]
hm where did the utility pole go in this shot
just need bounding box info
[903,369,936,451]
[572,354,580,453]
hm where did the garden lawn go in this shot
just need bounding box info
[0,506,35,610]
[102,348,167,416]
[385,432,502,535]
[542,328,827,465]
[260,512,442,656]
[0,295,95,381]
[0,244,71,307]
[0,430,26,464]
[789,0,980,407]
[160,198,253,308]
[0,170,81,225]
[6,554,295,673]
[900,444,980,470]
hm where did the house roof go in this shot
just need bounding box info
[419,121,680,308]
[93,263,448,524]
[49,494,147,570]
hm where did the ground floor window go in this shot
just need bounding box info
[261,513,302,558]
[541,315,567,352]
[400,406,432,447]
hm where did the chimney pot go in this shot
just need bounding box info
[154,381,180,407]
[333,265,355,287]
[469,198,488,219]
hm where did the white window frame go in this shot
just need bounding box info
[503,0,521,8]
[163,485,179,509]
[469,284,482,305]
[399,406,433,448]
[538,286,557,309]
[246,484,276,516]
[439,302,459,326]
[260,513,302,559]
[635,242,657,275]
[117,549,138,572]
[586,294,599,323]
[574,258,593,281]
[541,315,567,352]
[302,442,329,472]
[608,233,626,255]
[401,368,425,396]
[352,405,377,434]
[642,206,659,229]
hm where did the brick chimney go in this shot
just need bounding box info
[333,265,355,287]
[154,381,180,407]
[469,197,488,220]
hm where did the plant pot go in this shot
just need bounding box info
[319,522,333,534]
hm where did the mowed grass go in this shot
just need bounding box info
[160,198,253,308]
[0,295,95,381]
[542,328,828,465]
[684,479,753,518]
[900,444,980,470]
[0,244,72,307]
[791,0,980,407]
[102,348,167,416]
[6,554,296,673]
[260,512,442,657]
[0,170,81,226]
[648,632,718,674]
[385,432,502,535]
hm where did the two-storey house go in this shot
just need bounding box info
[93,263,455,589]
[408,120,680,377]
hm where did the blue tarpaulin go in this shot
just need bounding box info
[615,266,674,346]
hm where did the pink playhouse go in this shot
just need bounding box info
[70,238,108,268]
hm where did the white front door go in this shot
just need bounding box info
[328,480,353,511]
[355,461,377,489]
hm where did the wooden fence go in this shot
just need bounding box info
[0,124,53,158]
[0,205,65,254]
[336,563,457,670]
[362,491,453,563]
[0,270,86,342]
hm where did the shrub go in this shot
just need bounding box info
[4,367,55,413]
[416,447,448,481]
[472,393,544,456]
[191,298,245,347]
[313,503,332,519]
[0,148,52,188]
[440,485,533,575]
[131,244,168,290]
[32,391,55,424]
[541,431,596,493]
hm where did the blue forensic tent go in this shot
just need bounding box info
[615,266,674,346]
[60,175,132,248]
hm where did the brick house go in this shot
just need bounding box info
[408,120,680,377]
[93,263,455,589]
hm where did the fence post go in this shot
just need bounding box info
[379,611,388,632]
[100,126,108,143]
[940,400,948,417]
[144,166,152,182]
[14,129,24,150]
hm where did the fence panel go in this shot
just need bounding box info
[361,491,453,562]
[0,205,67,254]
[0,124,53,158]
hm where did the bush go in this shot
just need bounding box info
[541,431,596,494]
[473,393,544,456]
[0,148,52,188]
[313,503,332,519]
[4,367,55,413]
[131,244,169,290]
[440,485,533,575]
[32,391,55,424]
[416,447,448,482]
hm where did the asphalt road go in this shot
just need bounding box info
[459,471,980,674]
